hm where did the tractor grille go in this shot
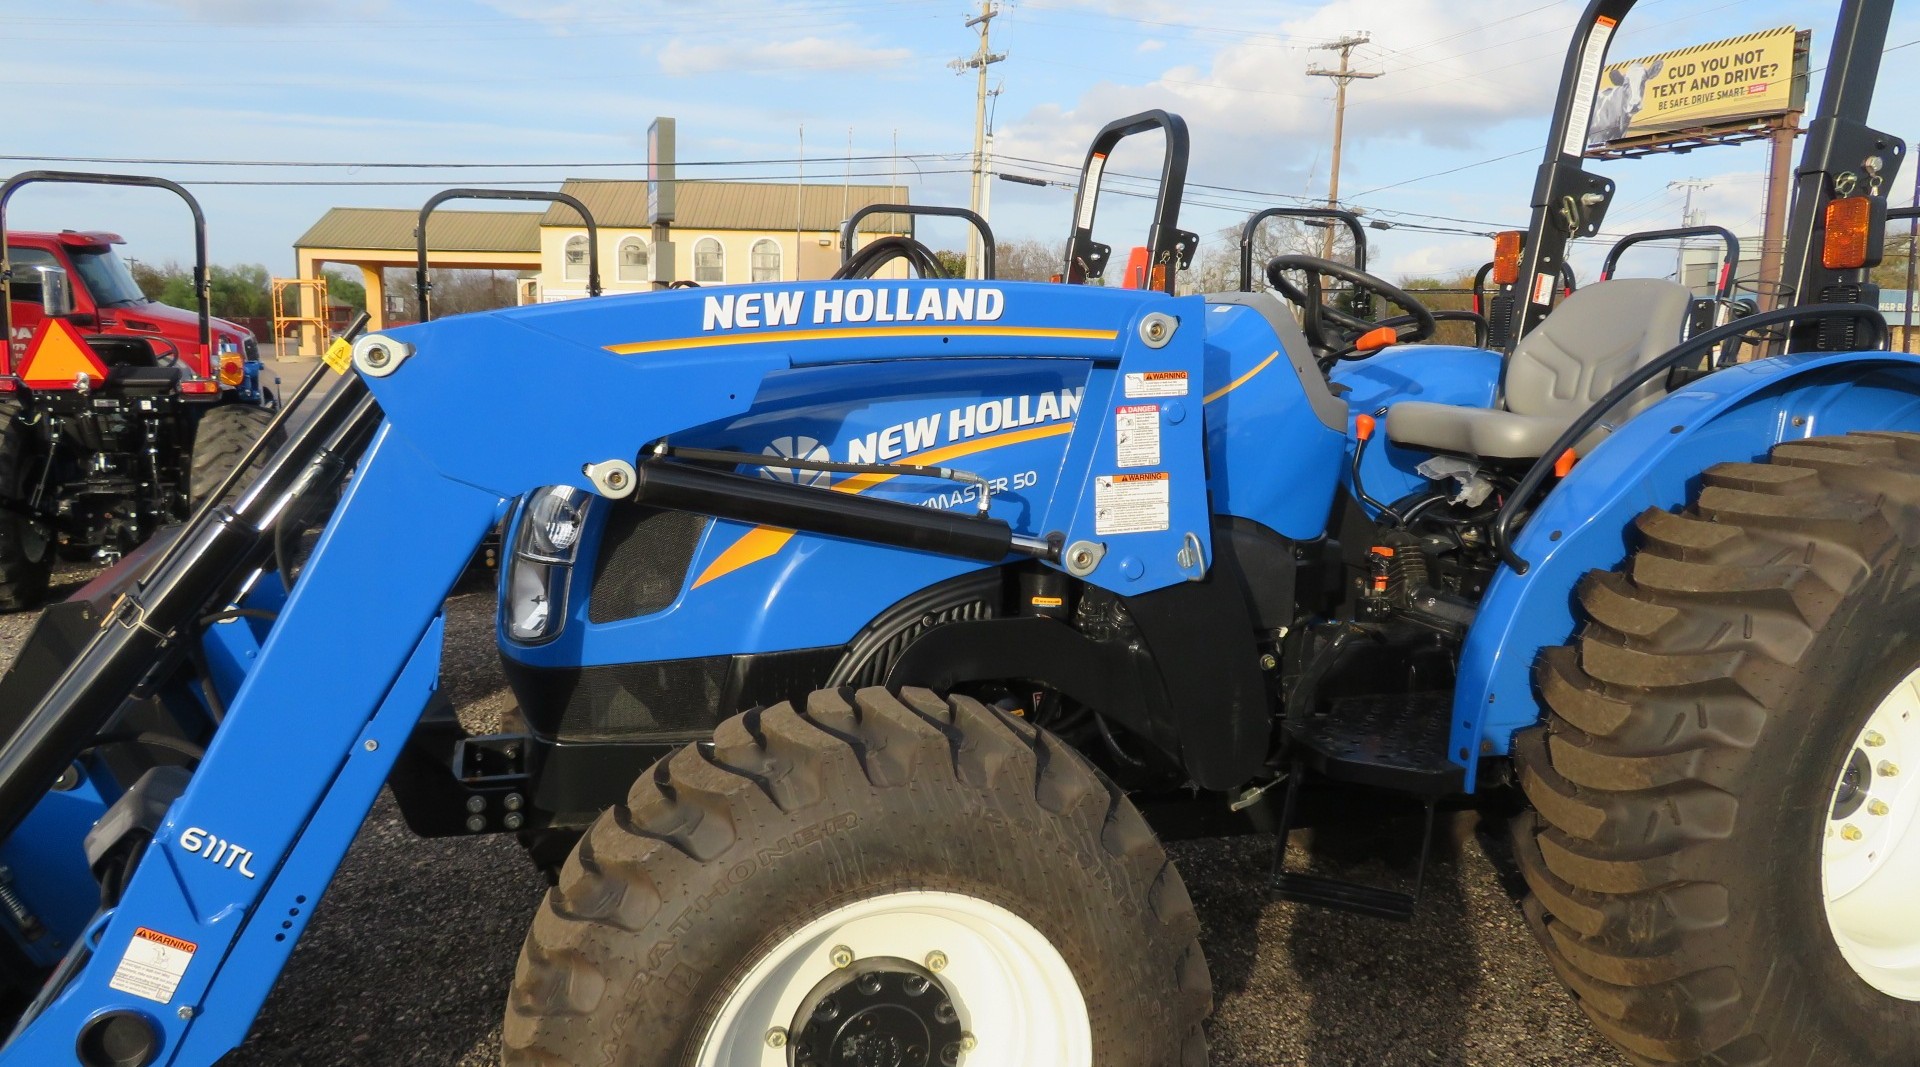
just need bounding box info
[587,506,708,623]
[506,657,731,741]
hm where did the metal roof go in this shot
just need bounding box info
[293,207,543,253]
[541,180,912,233]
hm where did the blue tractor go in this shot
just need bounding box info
[0,0,1916,1064]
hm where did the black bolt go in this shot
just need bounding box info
[941,1042,962,1066]
[814,998,839,1021]
[934,1000,957,1024]
[903,975,931,996]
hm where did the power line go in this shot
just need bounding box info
[0,152,965,170]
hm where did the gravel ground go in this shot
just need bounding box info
[0,552,1629,1067]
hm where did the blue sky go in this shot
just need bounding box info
[3,0,1915,284]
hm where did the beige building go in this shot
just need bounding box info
[289,180,912,352]
[532,179,910,301]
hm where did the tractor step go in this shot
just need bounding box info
[1287,692,1464,794]
[1270,693,1461,920]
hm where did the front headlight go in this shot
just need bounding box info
[504,485,593,643]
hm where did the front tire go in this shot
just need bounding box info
[0,398,50,611]
[503,687,1211,1067]
[1517,432,1920,1065]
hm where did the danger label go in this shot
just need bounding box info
[1124,370,1188,398]
[1114,404,1161,468]
[1094,472,1170,535]
[109,927,197,1004]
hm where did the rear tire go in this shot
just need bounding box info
[188,403,278,506]
[502,686,1211,1067]
[0,398,50,611]
[1516,432,1920,1065]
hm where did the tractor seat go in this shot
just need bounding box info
[1385,279,1692,460]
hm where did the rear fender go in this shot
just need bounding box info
[1454,351,1920,789]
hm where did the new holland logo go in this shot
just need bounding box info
[761,436,831,487]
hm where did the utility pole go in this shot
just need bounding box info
[1307,33,1380,261]
[1668,178,1712,285]
[951,1,1005,280]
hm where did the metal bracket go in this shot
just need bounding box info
[1176,530,1208,581]
[1063,539,1105,577]
[351,334,412,378]
[1138,312,1178,349]
[583,459,637,500]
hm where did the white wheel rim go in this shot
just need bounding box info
[1822,664,1920,1000]
[694,890,1092,1067]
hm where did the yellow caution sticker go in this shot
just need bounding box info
[323,338,353,375]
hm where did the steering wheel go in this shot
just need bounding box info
[1265,254,1437,364]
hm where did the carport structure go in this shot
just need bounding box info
[289,207,542,353]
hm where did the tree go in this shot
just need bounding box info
[1183,216,1357,295]
[994,238,1066,282]
[323,268,367,314]
[127,259,275,321]
[934,249,967,278]
[381,267,523,321]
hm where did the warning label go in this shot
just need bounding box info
[109,927,197,1004]
[1124,370,1188,398]
[1115,404,1161,468]
[323,337,355,375]
[1094,472,1170,535]
[1531,271,1557,306]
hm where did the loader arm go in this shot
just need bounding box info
[0,280,1217,1063]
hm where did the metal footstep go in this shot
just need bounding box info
[1268,766,1439,922]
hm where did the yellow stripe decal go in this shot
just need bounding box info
[608,325,1118,356]
[1204,350,1279,405]
[691,420,1076,589]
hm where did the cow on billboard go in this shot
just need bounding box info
[1590,58,1664,143]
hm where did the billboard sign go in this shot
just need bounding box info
[648,117,676,225]
[1587,27,1806,148]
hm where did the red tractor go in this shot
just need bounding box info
[0,172,274,608]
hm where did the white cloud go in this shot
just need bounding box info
[1137,39,1165,54]
[657,36,914,77]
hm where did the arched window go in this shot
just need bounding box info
[563,234,588,281]
[694,237,725,284]
[617,237,649,282]
[750,238,782,282]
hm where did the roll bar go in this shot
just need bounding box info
[1238,208,1368,292]
[0,170,212,359]
[1601,225,1740,300]
[417,188,600,322]
[841,204,996,278]
[1061,110,1196,294]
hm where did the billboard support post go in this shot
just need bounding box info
[1757,113,1803,315]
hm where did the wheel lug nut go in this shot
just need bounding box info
[961,1033,977,1051]
[1865,731,1887,747]
[925,949,949,972]
[765,1027,788,1049]
[1842,824,1864,841]
[830,944,855,969]
[1879,761,1900,777]
[1870,799,1892,816]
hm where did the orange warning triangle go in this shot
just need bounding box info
[17,319,108,389]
